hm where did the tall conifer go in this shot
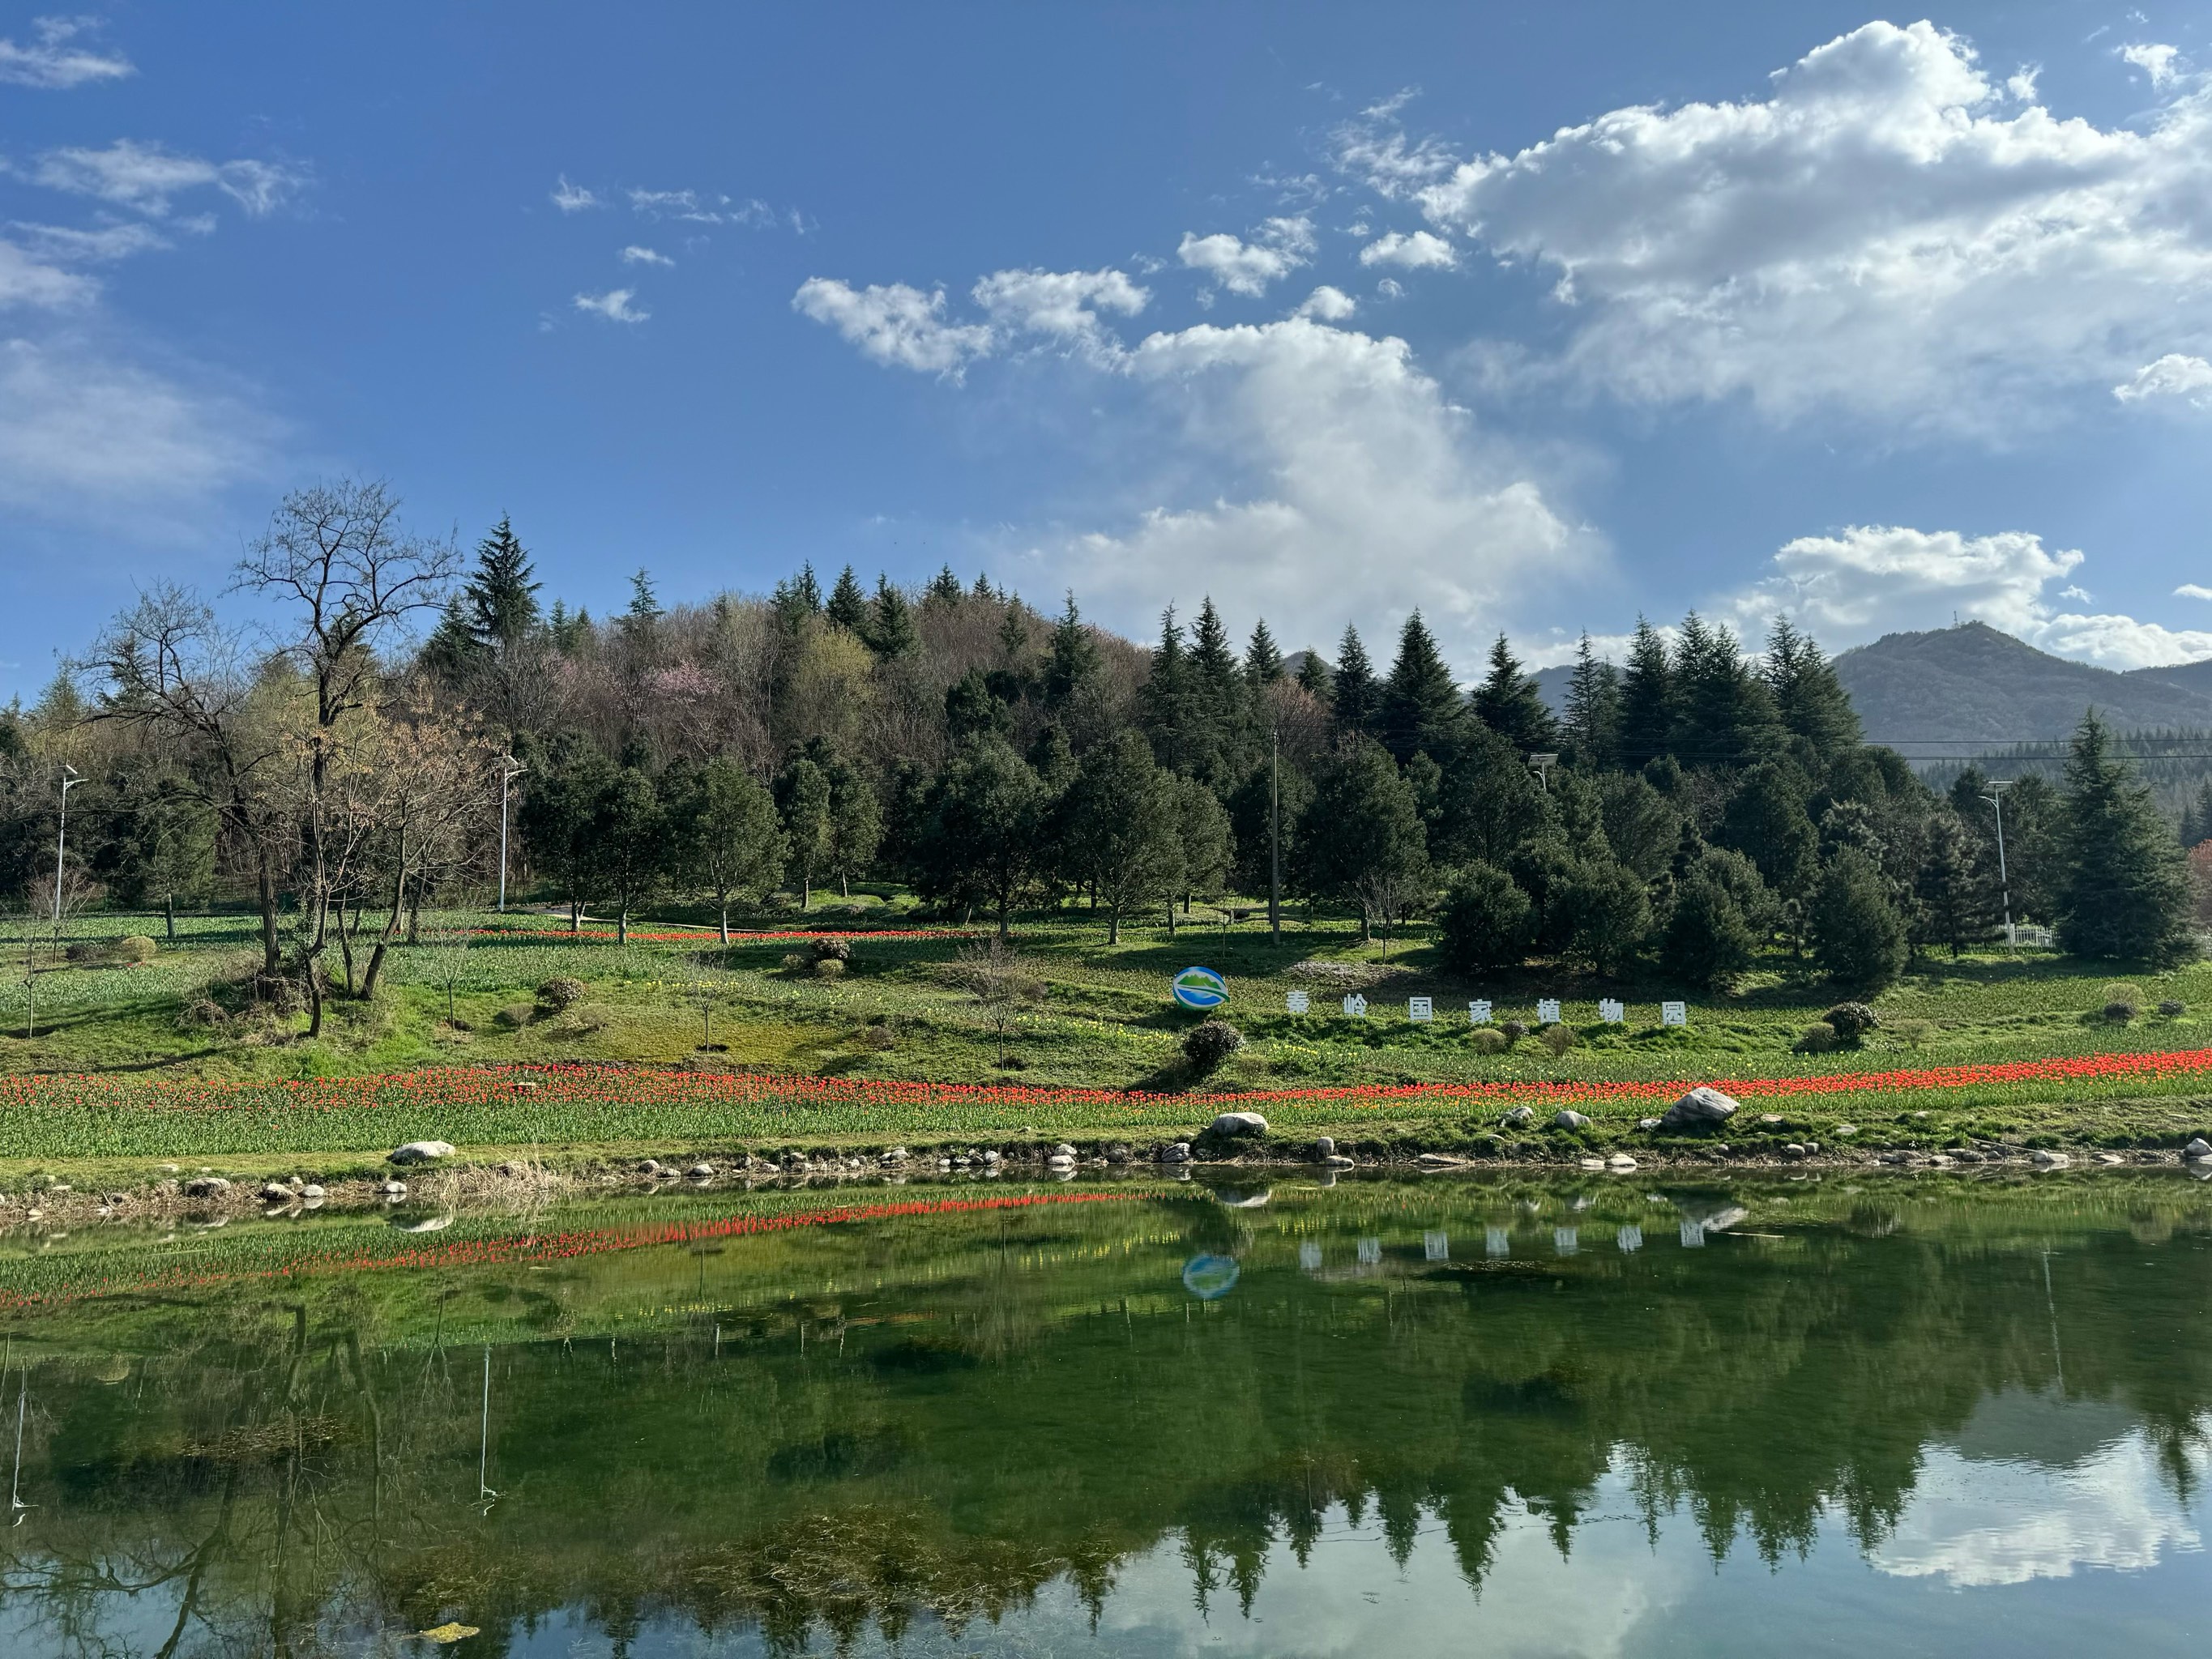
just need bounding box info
[1471,633,1559,753]
[1332,625,1378,734]
[1379,612,1463,764]
[2056,711,2197,964]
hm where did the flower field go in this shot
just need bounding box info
[3,1047,2210,1162]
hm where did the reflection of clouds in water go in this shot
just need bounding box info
[1871,1427,2210,1589]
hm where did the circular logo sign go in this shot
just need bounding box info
[1172,966,1228,1011]
[1181,1254,1241,1301]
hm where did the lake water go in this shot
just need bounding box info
[0,1169,2208,1656]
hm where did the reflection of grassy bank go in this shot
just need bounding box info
[4,1176,2211,1650]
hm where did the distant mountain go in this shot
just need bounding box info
[1832,623,2212,747]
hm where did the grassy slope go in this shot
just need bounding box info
[3,901,2210,1170]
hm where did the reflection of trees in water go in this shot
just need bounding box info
[1,1184,2210,1654]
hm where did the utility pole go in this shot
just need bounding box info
[52,765,80,937]
[1268,727,1281,945]
[497,756,527,913]
[1982,779,2013,947]
[1529,753,1557,792]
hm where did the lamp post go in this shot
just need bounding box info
[497,756,527,914]
[1982,779,2013,947]
[52,765,81,934]
[1268,727,1281,945]
[1528,753,1558,791]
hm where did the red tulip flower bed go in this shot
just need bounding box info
[4,1047,2210,1160]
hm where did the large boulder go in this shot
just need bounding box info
[1661,1087,1739,1131]
[388,1141,455,1166]
[1209,1111,1269,1138]
[2184,1137,2211,1160]
[1552,1110,1592,1130]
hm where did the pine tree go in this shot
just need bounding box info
[1058,730,1181,944]
[1138,607,1196,774]
[1808,847,1907,990]
[825,565,869,634]
[626,569,661,621]
[1618,617,1674,772]
[924,565,964,606]
[463,517,541,650]
[1295,739,1430,945]
[997,602,1031,667]
[2056,711,2197,964]
[1912,808,1984,957]
[1719,761,1819,898]
[776,756,833,910]
[1762,615,1860,766]
[1244,620,1284,687]
[421,596,478,682]
[2181,778,2212,847]
[1176,596,1245,786]
[1471,633,1559,753]
[868,575,917,659]
[1329,625,1377,736]
[1379,612,1463,764]
[1563,633,1622,769]
[1295,648,1334,704]
[1672,613,1774,766]
[1663,869,1757,991]
[1041,594,1101,711]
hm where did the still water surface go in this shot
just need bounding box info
[0,1171,2208,1656]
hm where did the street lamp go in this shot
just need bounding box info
[497,756,527,914]
[52,765,81,933]
[1528,753,1558,791]
[1982,779,2014,947]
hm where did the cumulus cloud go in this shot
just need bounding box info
[2119,43,2183,87]
[0,239,94,309]
[1339,20,2212,431]
[1296,284,1358,321]
[971,266,1147,363]
[2114,353,2212,405]
[32,140,301,217]
[1359,229,1456,271]
[550,176,600,212]
[0,17,132,89]
[619,245,673,267]
[573,288,648,324]
[1019,318,1587,664]
[1177,216,1316,296]
[792,278,992,376]
[1712,524,2212,667]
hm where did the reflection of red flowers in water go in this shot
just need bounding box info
[0,1191,1129,1311]
[7,1048,2211,1123]
[471,928,954,942]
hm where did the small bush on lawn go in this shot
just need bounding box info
[1184,1021,1245,1074]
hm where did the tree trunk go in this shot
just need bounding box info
[305,960,324,1038]
[1166,904,1176,938]
[1358,902,1371,944]
[801,872,811,911]
[360,864,406,1001]
[335,898,357,996]
[617,902,629,946]
[570,897,580,935]
[165,893,176,942]
[1108,906,1120,946]
[840,872,849,898]
[719,901,731,944]
[258,858,282,981]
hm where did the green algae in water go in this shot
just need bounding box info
[1,1171,2210,1656]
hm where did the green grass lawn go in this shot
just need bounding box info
[3,898,2209,1169]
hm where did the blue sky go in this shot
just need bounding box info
[4,2,2212,700]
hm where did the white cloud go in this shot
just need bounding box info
[971,266,1147,363]
[1714,524,2212,667]
[2114,353,2212,405]
[1375,277,1405,300]
[792,277,992,376]
[550,175,600,212]
[2119,43,2183,87]
[2005,65,2042,101]
[1359,229,1456,271]
[7,220,168,263]
[1341,20,2212,431]
[1017,318,1587,665]
[0,240,93,309]
[2174,583,2212,602]
[619,245,673,267]
[32,141,301,218]
[573,288,648,323]
[1295,284,1357,322]
[0,335,271,522]
[0,17,131,89]
[1176,216,1316,296]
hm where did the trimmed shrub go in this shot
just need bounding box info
[1796,1021,1840,1054]
[814,957,846,979]
[1538,1024,1577,1058]
[2159,999,2187,1017]
[117,936,157,963]
[780,953,811,973]
[493,1004,535,1030]
[811,936,853,962]
[1471,1027,1508,1056]
[2103,999,2138,1024]
[1823,1002,1880,1043]
[536,976,587,1012]
[859,1023,896,1051]
[1890,1018,1934,1048]
[1500,1020,1528,1043]
[63,940,102,963]
[1437,863,1534,975]
[1183,1020,1245,1073]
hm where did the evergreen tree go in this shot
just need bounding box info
[1719,761,1819,898]
[776,756,833,909]
[1331,625,1378,735]
[1244,620,1284,687]
[2056,711,2197,965]
[585,766,666,945]
[421,596,478,682]
[1226,757,1313,898]
[1557,858,1650,976]
[2181,778,2212,847]
[1296,740,1430,944]
[517,734,613,932]
[1185,596,1247,785]
[626,569,661,621]
[1618,617,1674,772]
[674,757,786,941]
[824,565,869,633]
[1429,723,1550,868]
[464,516,541,649]
[1471,633,1559,753]
[912,736,1050,936]
[1672,613,1774,766]
[1597,772,1682,882]
[1808,847,1908,990]
[1027,723,1078,795]
[1379,612,1463,765]
[1663,869,1757,991]
[1762,616,1859,766]
[1138,607,1194,774]
[1563,633,1622,769]
[1437,863,1534,975]
[945,669,1011,740]
[1041,594,1101,712]
[924,565,965,606]
[868,575,918,659]
[997,601,1031,666]
[1060,730,1181,943]
[1295,648,1334,704]
[801,740,883,897]
[1912,808,1984,958]
[1170,774,1234,917]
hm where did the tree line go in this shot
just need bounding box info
[2,479,2199,1009]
